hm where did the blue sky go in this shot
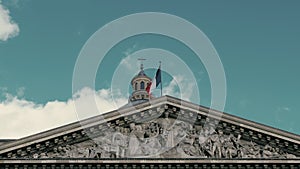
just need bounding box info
[0,1,300,138]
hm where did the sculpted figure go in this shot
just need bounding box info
[135,125,145,141]
[197,126,213,157]
[47,147,61,158]
[180,142,201,157]
[99,144,112,158]
[127,123,142,156]
[168,124,187,146]
[262,145,272,158]
[88,145,98,158]
[285,153,297,158]
[63,145,78,157]
[209,130,225,158]
[160,112,176,148]
[273,147,281,158]
[198,126,210,145]
[224,134,238,158]
[237,149,244,158]
[39,153,47,158]
[142,136,161,155]
[146,122,159,137]
[263,144,282,158]
[241,141,260,158]
[112,132,127,157]
[77,147,90,158]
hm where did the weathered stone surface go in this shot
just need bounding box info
[29,112,296,159]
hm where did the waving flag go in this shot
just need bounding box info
[146,66,161,95]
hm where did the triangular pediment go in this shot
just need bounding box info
[0,96,300,160]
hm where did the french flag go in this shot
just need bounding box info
[146,66,161,95]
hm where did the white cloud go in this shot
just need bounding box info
[120,44,139,71]
[282,107,290,111]
[0,86,8,92]
[0,87,127,139]
[120,54,135,71]
[0,1,19,41]
[163,75,195,101]
[16,86,25,98]
[123,44,138,57]
[276,106,291,112]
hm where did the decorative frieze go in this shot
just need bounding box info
[1,104,299,159]
[18,110,297,159]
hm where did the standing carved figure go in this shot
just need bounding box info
[127,123,142,156]
[160,111,176,148]
[112,132,127,157]
[224,134,237,158]
[210,131,223,158]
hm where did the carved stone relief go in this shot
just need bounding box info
[31,113,297,159]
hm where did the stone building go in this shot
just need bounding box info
[0,66,300,168]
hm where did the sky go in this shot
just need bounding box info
[0,1,300,139]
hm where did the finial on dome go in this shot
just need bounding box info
[138,58,146,71]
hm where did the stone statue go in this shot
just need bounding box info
[127,123,142,156]
[159,112,176,148]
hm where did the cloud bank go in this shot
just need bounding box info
[0,1,19,41]
[0,87,127,139]
[0,77,194,139]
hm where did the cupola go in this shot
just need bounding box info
[129,62,151,102]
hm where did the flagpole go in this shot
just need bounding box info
[159,61,162,97]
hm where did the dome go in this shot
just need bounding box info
[131,69,151,85]
[129,63,152,102]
